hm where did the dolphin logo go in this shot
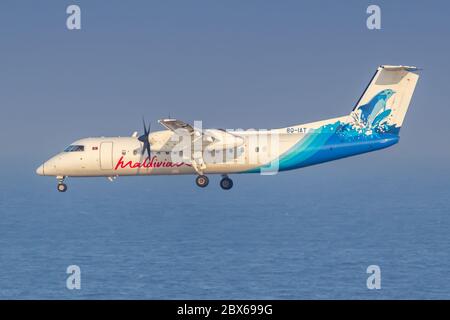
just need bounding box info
[357,89,395,127]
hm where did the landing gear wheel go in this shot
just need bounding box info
[57,183,67,193]
[195,175,209,188]
[220,177,233,190]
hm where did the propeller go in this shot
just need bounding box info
[137,118,152,172]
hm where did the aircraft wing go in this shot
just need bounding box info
[158,119,243,147]
[158,118,244,175]
[158,119,195,135]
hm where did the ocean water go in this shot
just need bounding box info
[0,159,449,299]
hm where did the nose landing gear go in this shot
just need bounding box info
[57,176,67,192]
[57,183,67,192]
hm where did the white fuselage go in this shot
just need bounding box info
[36,113,402,179]
[36,128,304,177]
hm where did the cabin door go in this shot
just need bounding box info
[100,142,113,170]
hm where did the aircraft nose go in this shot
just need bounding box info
[36,163,45,176]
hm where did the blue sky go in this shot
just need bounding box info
[0,0,449,179]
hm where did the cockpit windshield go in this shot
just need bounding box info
[64,145,85,152]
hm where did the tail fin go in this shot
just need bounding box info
[351,65,419,134]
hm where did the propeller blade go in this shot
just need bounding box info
[146,122,151,157]
[142,117,148,135]
[137,118,152,175]
[145,141,151,160]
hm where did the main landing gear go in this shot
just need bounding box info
[219,175,233,190]
[195,175,209,188]
[57,176,67,193]
[195,174,234,190]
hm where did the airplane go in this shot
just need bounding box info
[36,65,419,192]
